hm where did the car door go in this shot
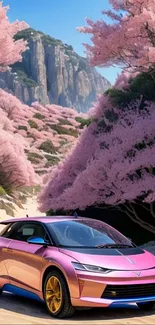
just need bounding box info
[0,222,19,289]
[6,221,50,293]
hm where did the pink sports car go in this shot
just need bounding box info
[0,216,155,318]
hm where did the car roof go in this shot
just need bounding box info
[0,215,85,225]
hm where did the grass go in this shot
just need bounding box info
[0,186,7,196]
[39,140,57,154]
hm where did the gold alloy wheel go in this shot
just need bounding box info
[45,276,62,314]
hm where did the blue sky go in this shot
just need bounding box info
[4,0,121,84]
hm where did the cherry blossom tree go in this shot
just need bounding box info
[0,2,28,71]
[0,3,87,191]
[0,89,29,122]
[77,0,155,73]
[39,98,155,233]
[0,111,36,189]
[0,2,36,191]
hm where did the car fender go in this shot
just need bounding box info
[41,250,80,298]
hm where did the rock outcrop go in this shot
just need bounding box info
[0,28,110,112]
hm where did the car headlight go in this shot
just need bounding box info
[72,262,111,273]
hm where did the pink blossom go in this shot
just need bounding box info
[77,0,155,73]
[0,2,28,71]
[0,129,36,188]
[39,98,155,212]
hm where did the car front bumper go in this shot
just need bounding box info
[71,269,155,308]
[71,295,155,308]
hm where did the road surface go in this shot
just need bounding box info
[1,292,155,324]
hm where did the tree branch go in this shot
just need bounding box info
[150,203,155,218]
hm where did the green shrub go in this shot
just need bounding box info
[130,72,155,102]
[49,124,78,137]
[42,34,62,46]
[11,68,38,87]
[39,140,57,154]
[0,186,7,196]
[19,75,37,87]
[105,88,136,108]
[28,120,38,129]
[58,118,72,126]
[33,113,45,120]
[14,28,37,41]
[28,152,43,164]
[18,125,28,131]
[75,116,93,128]
[65,44,73,51]
[106,71,155,109]
[0,172,14,194]
[44,155,60,167]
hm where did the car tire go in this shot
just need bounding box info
[137,301,155,310]
[43,270,75,318]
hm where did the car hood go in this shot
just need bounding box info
[59,247,155,271]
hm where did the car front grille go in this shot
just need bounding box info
[102,283,155,299]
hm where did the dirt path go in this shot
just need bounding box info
[15,196,45,218]
[0,196,45,221]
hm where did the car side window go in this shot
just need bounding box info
[10,222,49,242]
[0,222,20,238]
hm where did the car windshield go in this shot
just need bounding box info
[47,219,133,248]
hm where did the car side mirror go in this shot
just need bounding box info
[27,236,49,246]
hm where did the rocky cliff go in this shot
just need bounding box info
[0,28,110,112]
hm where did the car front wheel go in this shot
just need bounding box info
[137,301,155,310]
[43,270,75,318]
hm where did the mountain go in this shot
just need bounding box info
[0,28,110,112]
